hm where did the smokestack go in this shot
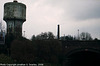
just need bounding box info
[57,24,60,40]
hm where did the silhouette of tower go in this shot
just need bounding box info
[57,24,60,40]
[3,0,26,37]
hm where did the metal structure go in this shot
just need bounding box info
[3,0,26,37]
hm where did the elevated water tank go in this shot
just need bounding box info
[3,0,26,21]
[3,0,26,37]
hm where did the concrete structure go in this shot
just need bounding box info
[3,0,26,37]
[62,40,100,66]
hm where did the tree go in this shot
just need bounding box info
[11,38,37,63]
[31,35,36,41]
[80,32,92,40]
[61,35,74,40]
[0,54,13,63]
[48,32,55,39]
[32,32,55,40]
[94,38,99,40]
[33,40,62,63]
[0,21,5,31]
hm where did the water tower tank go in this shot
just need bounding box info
[4,0,26,21]
[3,0,26,37]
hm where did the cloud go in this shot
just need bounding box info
[44,0,100,20]
[22,0,64,38]
[62,0,100,20]
[1,0,100,39]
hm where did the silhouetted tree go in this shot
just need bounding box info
[0,54,13,63]
[31,35,36,41]
[32,32,55,40]
[61,35,74,40]
[11,38,37,63]
[48,32,55,39]
[94,38,99,40]
[32,40,62,63]
[80,32,92,40]
[0,21,5,31]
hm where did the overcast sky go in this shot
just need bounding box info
[0,0,100,39]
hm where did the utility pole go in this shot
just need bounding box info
[78,29,80,40]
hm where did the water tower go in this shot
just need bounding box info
[3,0,26,37]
